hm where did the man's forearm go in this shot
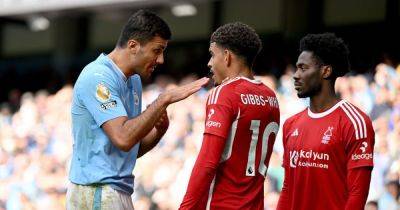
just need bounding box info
[137,128,165,158]
[102,96,168,152]
[123,96,167,140]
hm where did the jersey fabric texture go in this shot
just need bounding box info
[181,77,280,210]
[279,100,374,210]
[69,53,142,195]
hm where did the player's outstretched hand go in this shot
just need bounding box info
[160,77,209,105]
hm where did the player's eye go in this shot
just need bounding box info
[154,49,162,54]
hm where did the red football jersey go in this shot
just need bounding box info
[278,100,375,210]
[198,77,280,209]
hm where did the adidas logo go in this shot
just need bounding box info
[291,128,299,137]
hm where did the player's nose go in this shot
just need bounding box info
[156,54,164,64]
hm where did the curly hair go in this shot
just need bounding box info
[211,22,262,67]
[117,10,171,47]
[299,33,350,78]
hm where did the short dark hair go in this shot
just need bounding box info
[299,33,350,78]
[117,10,171,47]
[210,22,262,67]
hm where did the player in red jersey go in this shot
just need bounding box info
[179,22,280,210]
[277,33,375,210]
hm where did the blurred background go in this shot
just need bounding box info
[0,0,399,209]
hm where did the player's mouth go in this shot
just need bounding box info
[294,81,302,90]
[148,65,157,73]
[208,69,218,86]
[208,69,214,77]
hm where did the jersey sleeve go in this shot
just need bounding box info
[76,67,127,127]
[281,119,292,168]
[343,114,375,170]
[179,134,226,210]
[203,88,236,138]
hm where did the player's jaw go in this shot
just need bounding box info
[209,67,227,86]
[145,62,157,77]
[294,77,322,98]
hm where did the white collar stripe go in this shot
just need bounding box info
[238,76,262,84]
[307,100,345,118]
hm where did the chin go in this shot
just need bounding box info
[296,92,308,98]
[139,73,151,81]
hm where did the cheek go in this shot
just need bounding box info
[307,72,322,88]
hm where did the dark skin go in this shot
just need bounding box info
[292,50,372,210]
[294,51,340,113]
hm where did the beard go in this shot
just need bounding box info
[297,84,321,98]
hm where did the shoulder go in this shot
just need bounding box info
[77,62,115,87]
[282,109,307,136]
[337,100,373,140]
[284,109,306,127]
[206,78,241,105]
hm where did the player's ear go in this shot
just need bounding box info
[224,49,232,67]
[321,65,333,79]
[127,39,140,54]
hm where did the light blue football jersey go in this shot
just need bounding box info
[69,53,142,195]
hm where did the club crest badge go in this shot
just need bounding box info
[96,83,111,102]
[322,126,334,144]
[134,91,139,106]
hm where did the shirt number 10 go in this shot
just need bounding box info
[246,120,279,177]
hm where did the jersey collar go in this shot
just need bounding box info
[103,53,128,82]
[307,100,345,118]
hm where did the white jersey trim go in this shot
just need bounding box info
[307,100,345,118]
[220,109,240,162]
[208,77,240,105]
[340,101,367,140]
[237,76,262,84]
[206,176,216,210]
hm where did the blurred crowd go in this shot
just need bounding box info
[0,63,399,210]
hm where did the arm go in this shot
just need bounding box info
[102,77,209,152]
[137,110,169,158]
[179,134,226,210]
[277,120,290,210]
[277,168,290,210]
[102,96,167,152]
[345,167,372,210]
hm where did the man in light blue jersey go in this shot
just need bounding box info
[66,10,209,210]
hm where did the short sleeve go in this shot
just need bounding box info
[344,116,375,170]
[76,68,127,127]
